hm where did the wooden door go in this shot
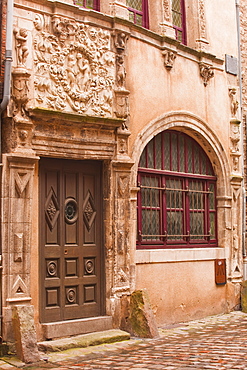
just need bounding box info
[40,158,104,323]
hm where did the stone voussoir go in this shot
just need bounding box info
[38,329,130,352]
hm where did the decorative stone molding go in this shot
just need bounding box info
[230,120,241,154]
[196,0,209,51]
[199,62,214,86]
[162,48,177,70]
[33,14,115,117]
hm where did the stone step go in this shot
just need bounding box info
[41,316,113,340]
[38,329,131,352]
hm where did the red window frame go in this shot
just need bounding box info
[172,0,186,45]
[127,0,149,29]
[74,0,100,11]
[137,131,217,249]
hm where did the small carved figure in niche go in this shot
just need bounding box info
[229,88,239,117]
[14,28,29,66]
[115,32,126,51]
[116,55,126,89]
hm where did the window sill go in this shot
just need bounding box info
[135,247,225,264]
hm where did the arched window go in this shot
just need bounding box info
[137,130,217,249]
[74,0,100,11]
[126,0,149,28]
[172,0,186,44]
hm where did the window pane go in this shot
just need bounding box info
[128,11,135,23]
[179,135,185,172]
[189,181,205,240]
[209,213,216,239]
[167,211,183,240]
[141,176,160,240]
[139,150,146,167]
[155,134,162,169]
[136,13,143,26]
[209,183,215,209]
[85,0,94,8]
[171,133,178,171]
[142,210,160,240]
[147,140,154,168]
[166,178,183,240]
[187,139,193,173]
[164,132,170,170]
[190,212,204,240]
[127,0,142,11]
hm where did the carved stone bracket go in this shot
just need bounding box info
[12,68,31,124]
[199,62,214,86]
[162,48,177,70]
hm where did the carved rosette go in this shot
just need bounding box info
[199,62,214,86]
[33,15,115,117]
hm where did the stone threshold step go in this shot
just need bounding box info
[38,329,130,353]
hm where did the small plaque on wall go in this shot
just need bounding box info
[215,259,227,285]
[225,55,238,75]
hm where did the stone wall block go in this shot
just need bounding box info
[12,305,40,363]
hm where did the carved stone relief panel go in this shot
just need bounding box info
[3,155,38,305]
[33,15,115,117]
[196,0,209,51]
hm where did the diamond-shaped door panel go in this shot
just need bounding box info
[83,191,96,231]
[45,187,60,231]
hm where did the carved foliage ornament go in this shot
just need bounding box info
[33,15,115,117]
[199,62,214,86]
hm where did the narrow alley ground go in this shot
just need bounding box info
[1,311,247,369]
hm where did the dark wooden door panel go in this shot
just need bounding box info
[40,159,103,323]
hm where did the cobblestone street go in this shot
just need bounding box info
[1,311,247,369]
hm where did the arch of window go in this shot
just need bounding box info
[137,130,217,249]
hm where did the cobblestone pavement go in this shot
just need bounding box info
[2,311,247,369]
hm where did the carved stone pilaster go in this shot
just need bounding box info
[114,31,130,128]
[229,181,243,281]
[199,62,214,86]
[196,0,209,51]
[160,0,176,38]
[162,47,177,70]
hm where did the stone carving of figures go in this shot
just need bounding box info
[116,55,126,89]
[115,32,126,51]
[229,88,239,117]
[14,28,29,66]
[77,54,91,91]
[67,53,78,89]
